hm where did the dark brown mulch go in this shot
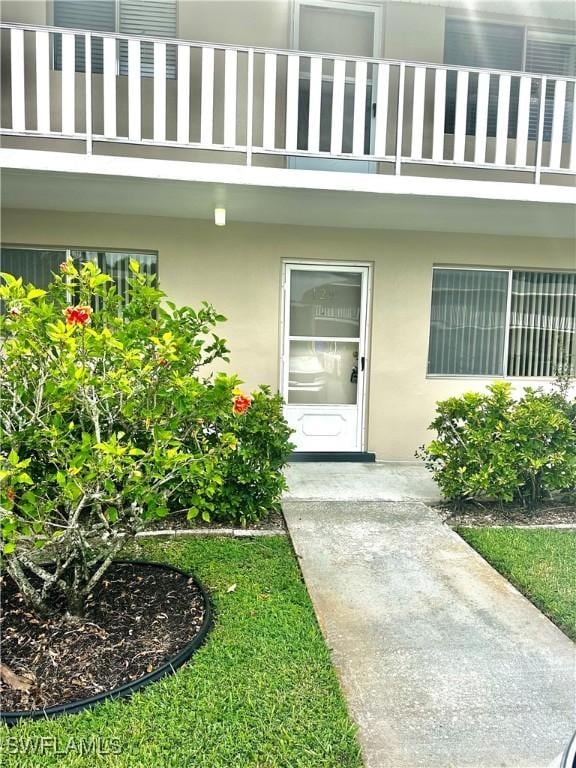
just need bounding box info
[147,508,286,532]
[436,499,576,528]
[0,562,206,713]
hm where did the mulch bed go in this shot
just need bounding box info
[1,562,206,714]
[147,509,286,533]
[436,499,576,528]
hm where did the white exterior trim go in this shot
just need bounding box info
[1,149,574,205]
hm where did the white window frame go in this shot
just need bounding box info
[426,265,576,380]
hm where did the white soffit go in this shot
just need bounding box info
[0,150,575,238]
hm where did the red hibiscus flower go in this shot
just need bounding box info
[64,305,92,326]
[232,394,252,415]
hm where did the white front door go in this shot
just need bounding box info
[281,262,370,452]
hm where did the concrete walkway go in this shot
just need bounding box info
[282,467,575,768]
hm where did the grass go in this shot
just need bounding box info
[457,527,576,641]
[0,537,362,768]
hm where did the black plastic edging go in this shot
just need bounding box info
[1,560,213,725]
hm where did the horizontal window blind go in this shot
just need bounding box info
[508,271,576,377]
[444,20,524,137]
[526,33,575,142]
[428,269,509,376]
[118,0,177,78]
[54,0,177,77]
[53,0,115,74]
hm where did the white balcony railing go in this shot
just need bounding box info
[1,22,575,183]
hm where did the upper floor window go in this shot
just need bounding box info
[53,0,177,76]
[444,19,576,141]
[428,267,576,378]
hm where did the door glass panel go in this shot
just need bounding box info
[288,340,359,404]
[290,270,362,337]
[299,4,375,57]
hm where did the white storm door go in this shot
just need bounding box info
[282,263,370,452]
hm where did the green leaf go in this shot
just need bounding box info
[129,259,141,274]
[2,542,15,555]
[27,288,47,300]
[8,450,19,467]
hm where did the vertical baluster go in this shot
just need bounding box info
[128,38,141,141]
[411,66,426,160]
[395,63,405,174]
[330,58,346,155]
[263,52,277,150]
[36,31,50,132]
[352,60,367,156]
[432,68,446,161]
[549,79,567,169]
[200,47,214,145]
[453,69,468,162]
[373,62,389,157]
[153,42,166,142]
[285,54,299,152]
[177,45,190,144]
[61,32,75,134]
[103,36,116,138]
[308,56,322,153]
[515,75,531,167]
[224,49,237,147]
[474,71,490,164]
[495,74,511,165]
[10,28,25,131]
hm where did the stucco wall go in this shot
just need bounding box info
[2,207,574,460]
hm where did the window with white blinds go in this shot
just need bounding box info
[444,19,576,141]
[53,0,177,77]
[0,247,157,310]
[428,267,576,378]
[118,0,177,78]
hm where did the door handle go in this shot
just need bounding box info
[361,356,365,372]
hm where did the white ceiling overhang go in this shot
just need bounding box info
[0,149,575,238]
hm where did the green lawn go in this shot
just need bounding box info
[458,527,576,641]
[0,537,362,768]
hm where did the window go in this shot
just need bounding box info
[53,0,177,76]
[0,247,157,307]
[444,19,576,142]
[428,267,576,378]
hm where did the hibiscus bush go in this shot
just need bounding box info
[417,381,576,507]
[0,260,293,616]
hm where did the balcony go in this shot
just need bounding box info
[0,21,574,241]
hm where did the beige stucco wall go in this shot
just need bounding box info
[2,207,575,460]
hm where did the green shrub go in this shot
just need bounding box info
[0,260,293,616]
[417,381,576,507]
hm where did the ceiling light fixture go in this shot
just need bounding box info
[214,207,226,226]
